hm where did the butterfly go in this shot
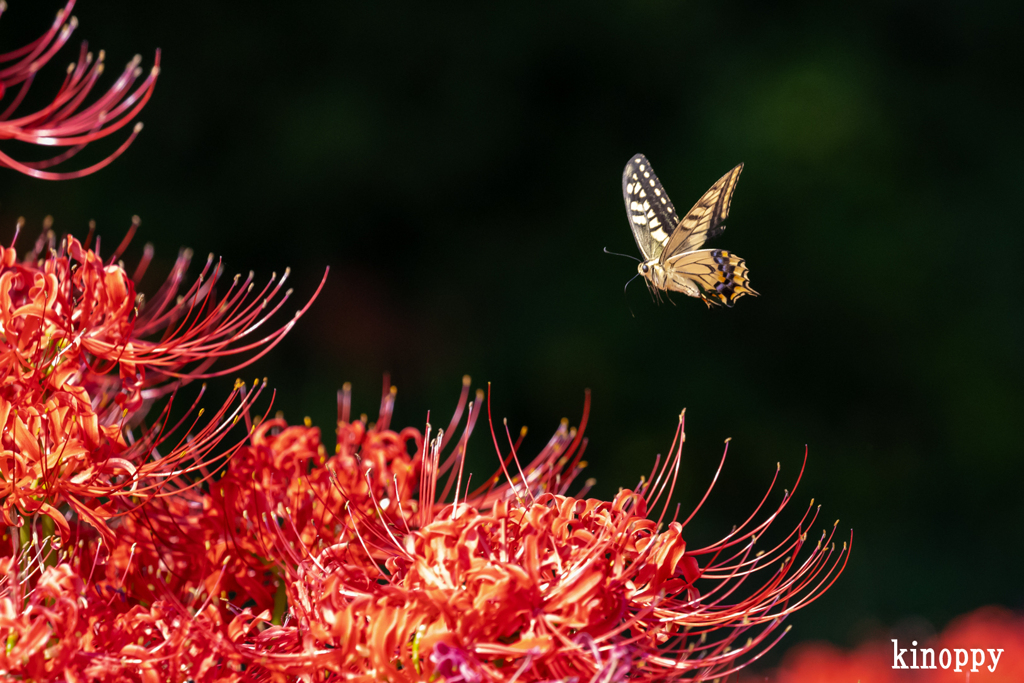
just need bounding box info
[622,154,757,307]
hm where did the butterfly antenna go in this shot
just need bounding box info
[603,246,641,262]
[623,272,641,318]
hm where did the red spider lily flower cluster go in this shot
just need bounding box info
[268,387,851,682]
[0,0,159,179]
[5,350,849,682]
[0,242,851,681]
[0,220,325,546]
[735,605,1024,683]
[0,224,326,681]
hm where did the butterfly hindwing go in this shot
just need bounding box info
[622,154,680,261]
[664,248,757,307]
[661,163,744,261]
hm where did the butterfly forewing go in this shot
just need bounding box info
[622,154,680,261]
[661,163,744,261]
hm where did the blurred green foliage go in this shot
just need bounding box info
[1,0,1021,660]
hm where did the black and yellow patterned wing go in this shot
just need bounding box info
[664,248,757,307]
[622,154,681,261]
[661,163,744,262]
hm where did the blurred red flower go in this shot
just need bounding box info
[737,606,1024,682]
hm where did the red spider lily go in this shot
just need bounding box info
[102,379,424,623]
[0,551,273,682]
[0,383,423,680]
[0,223,327,548]
[282,390,848,682]
[0,0,159,179]
[138,379,846,681]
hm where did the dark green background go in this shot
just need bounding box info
[2,0,1021,663]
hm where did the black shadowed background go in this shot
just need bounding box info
[1,0,1021,668]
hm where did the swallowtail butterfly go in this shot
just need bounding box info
[622,154,757,307]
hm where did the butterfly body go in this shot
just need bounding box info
[623,154,757,307]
